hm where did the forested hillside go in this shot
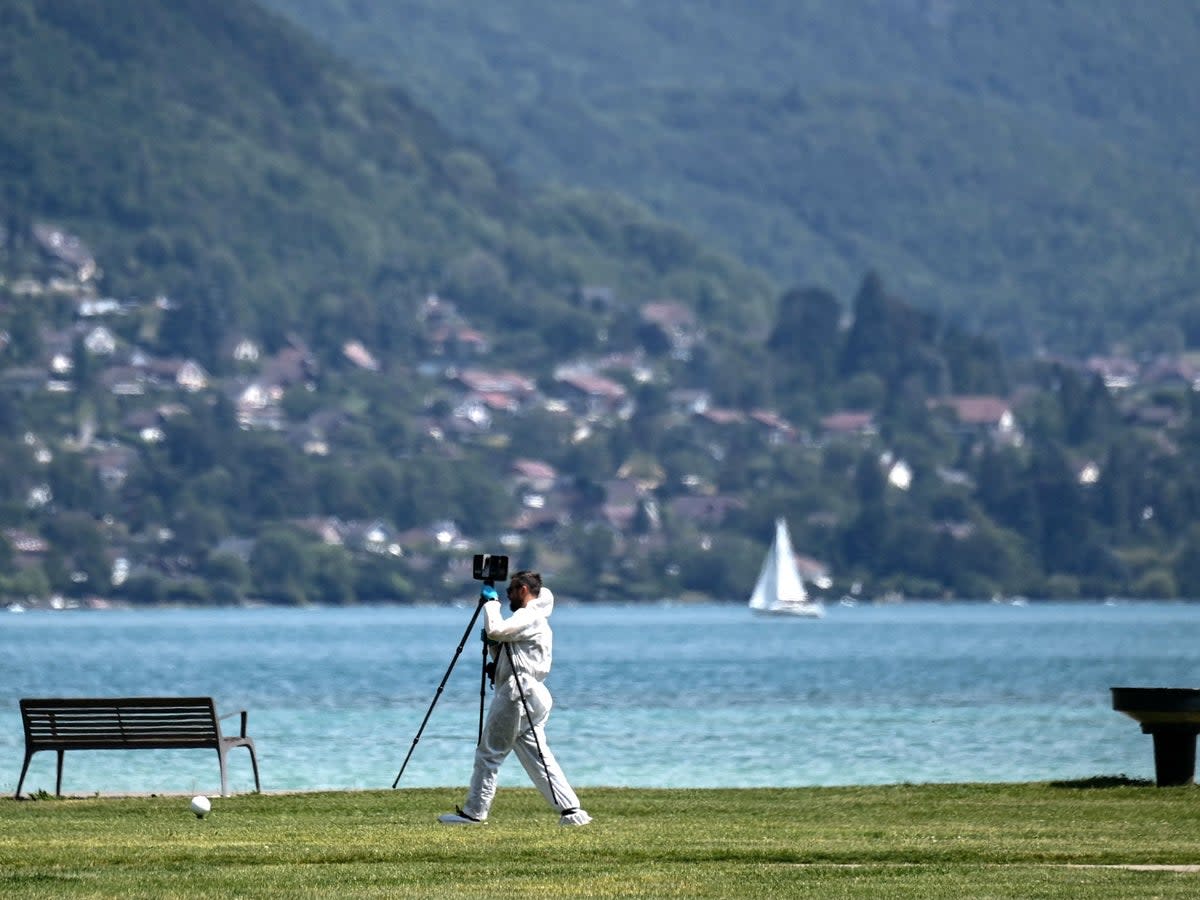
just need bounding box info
[263,0,1200,355]
[0,0,773,358]
[4,0,1200,608]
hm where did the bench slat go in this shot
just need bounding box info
[25,714,217,725]
[26,730,218,742]
[23,702,221,748]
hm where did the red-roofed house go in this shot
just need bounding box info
[819,411,876,437]
[698,407,746,426]
[932,395,1022,445]
[511,459,558,493]
[456,369,537,398]
[554,369,629,419]
[749,410,797,444]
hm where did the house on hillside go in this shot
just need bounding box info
[4,527,50,576]
[232,381,283,430]
[454,368,537,402]
[84,325,117,356]
[78,297,124,317]
[595,351,654,384]
[881,454,913,491]
[261,345,317,388]
[446,368,537,431]
[85,445,137,489]
[342,340,379,372]
[429,324,489,361]
[818,411,876,440]
[668,388,711,417]
[33,223,97,281]
[451,395,493,431]
[600,477,643,531]
[697,407,746,428]
[341,519,402,556]
[749,410,797,445]
[553,367,630,420]
[228,336,261,365]
[508,496,572,536]
[1085,355,1139,391]
[1143,356,1200,391]
[291,517,344,546]
[175,360,208,393]
[511,459,558,494]
[640,300,700,360]
[101,365,149,397]
[931,395,1022,446]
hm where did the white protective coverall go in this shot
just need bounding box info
[461,588,588,823]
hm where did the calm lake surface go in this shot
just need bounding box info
[2,602,1196,796]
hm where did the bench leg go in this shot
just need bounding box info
[247,742,261,793]
[56,749,64,797]
[217,743,261,796]
[15,750,34,799]
[1146,726,1198,786]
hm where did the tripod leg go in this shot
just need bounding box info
[479,636,488,745]
[503,642,563,809]
[392,596,487,788]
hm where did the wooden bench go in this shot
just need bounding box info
[16,697,260,799]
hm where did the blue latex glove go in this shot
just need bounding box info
[480,585,498,602]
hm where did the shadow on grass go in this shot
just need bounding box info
[1049,774,1154,789]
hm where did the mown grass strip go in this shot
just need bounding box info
[1,784,1197,898]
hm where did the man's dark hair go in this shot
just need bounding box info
[509,570,542,596]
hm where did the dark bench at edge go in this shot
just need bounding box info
[16,696,261,799]
[1111,687,1200,786]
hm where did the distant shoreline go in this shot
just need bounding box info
[6,596,1198,614]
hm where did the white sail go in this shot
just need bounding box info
[749,518,824,618]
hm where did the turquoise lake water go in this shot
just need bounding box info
[2,602,1196,797]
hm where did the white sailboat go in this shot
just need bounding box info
[748,518,825,619]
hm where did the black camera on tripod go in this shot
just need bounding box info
[472,554,509,583]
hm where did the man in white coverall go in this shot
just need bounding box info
[439,570,591,826]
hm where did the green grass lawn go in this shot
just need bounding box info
[2,783,1198,898]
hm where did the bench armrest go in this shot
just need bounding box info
[219,709,250,737]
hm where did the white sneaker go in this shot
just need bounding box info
[559,807,592,827]
[438,807,485,825]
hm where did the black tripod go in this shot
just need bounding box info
[392,582,494,788]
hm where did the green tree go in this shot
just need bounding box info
[1030,443,1090,573]
[250,528,312,604]
[203,551,251,590]
[122,573,166,605]
[42,453,98,513]
[70,334,94,397]
[1174,524,1200,599]
[942,328,1008,394]
[310,544,356,604]
[315,464,368,518]
[171,502,228,562]
[354,555,411,603]
[7,305,41,364]
[42,512,109,593]
[767,285,841,390]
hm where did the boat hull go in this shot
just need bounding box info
[752,604,824,619]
